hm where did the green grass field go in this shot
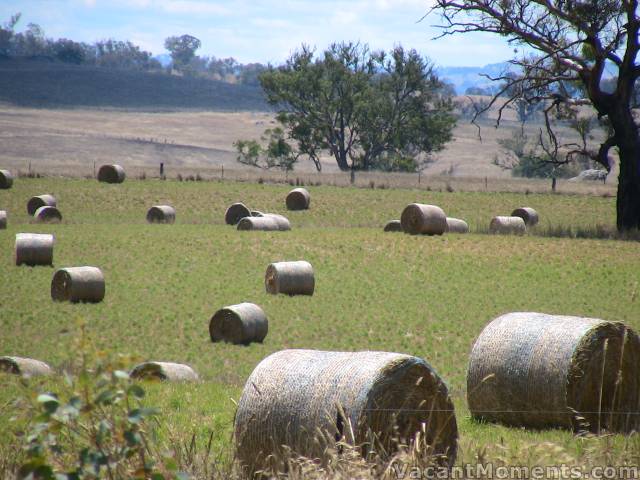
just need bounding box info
[1,178,639,476]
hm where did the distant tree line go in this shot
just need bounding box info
[0,13,266,86]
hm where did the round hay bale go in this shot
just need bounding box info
[265,261,315,296]
[511,207,539,227]
[146,205,176,224]
[489,216,526,235]
[27,194,57,215]
[34,206,62,223]
[445,217,469,234]
[0,169,13,189]
[209,302,268,345]
[0,356,52,377]
[468,312,640,433]
[97,164,126,183]
[0,210,6,230]
[234,349,458,475]
[262,213,291,231]
[51,266,105,303]
[286,187,311,210]
[237,216,280,231]
[15,233,54,266]
[250,210,264,217]
[383,220,403,232]
[225,202,251,225]
[400,203,447,235]
[130,361,199,382]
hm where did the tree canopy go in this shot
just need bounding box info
[257,42,456,172]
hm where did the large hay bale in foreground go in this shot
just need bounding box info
[445,217,469,234]
[225,202,251,225]
[209,302,268,345]
[34,206,62,223]
[511,207,539,226]
[489,216,526,235]
[130,361,199,382]
[15,233,54,266]
[468,312,640,433]
[97,164,126,183]
[27,194,57,215]
[0,210,6,230]
[286,187,311,210]
[383,220,403,232]
[0,169,13,189]
[235,349,458,475]
[401,203,447,235]
[0,356,52,377]
[146,205,176,224]
[51,266,105,303]
[265,261,315,296]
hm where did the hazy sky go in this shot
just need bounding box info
[0,0,516,67]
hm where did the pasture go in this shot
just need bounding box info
[1,177,639,475]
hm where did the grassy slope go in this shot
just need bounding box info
[0,178,638,468]
[0,59,267,110]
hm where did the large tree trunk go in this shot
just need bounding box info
[616,138,640,231]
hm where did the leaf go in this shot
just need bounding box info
[37,394,59,414]
[127,384,145,399]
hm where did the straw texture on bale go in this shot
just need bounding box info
[34,206,62,223]
[237,215,291,231]
[225,202,251,225]
[468,312,640,433]
[445,217,469,234]
[0,169,13,189]
[15,233,54,266]
[0,356,52,377]
[489,216,526,235]
[400,203,447,235]
[235,349,458,475]
[97,164,126,183]
[383,220,403,232]
[146,205,176,224]
[130,361,199,382]
[27,194,57,215]
[265,261,315,296]
[51,266,105,303]
[511,207,539,226]
[0,210,6,230]
[286,187,311,210]
[209,302,268,345]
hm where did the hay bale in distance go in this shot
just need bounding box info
[146,205,176,224]
[445,217,469,234]
[209,302,268,345]
[51,266,105,303]
[286,187,311,210]
[237,215,291,231]
[130,361,199,382]
[225,202,251,225]
[235,349,458,475]
[250,210,264,217]
[400,203,447,235]
[0,210,6,230]
[511,207,539,227]
[489,216,526,235]
[15,233,54,266]
[265,261,315,296]
[0,169,13,189]
[97,164,126,183]
[27,194,57,215]
[34,206,62,223]
[383,220,403,232]
[0,356,52,377]
[468,312,640,433]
